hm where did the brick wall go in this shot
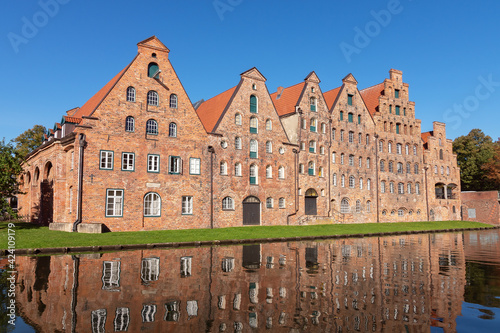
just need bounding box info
[461,191,500,225]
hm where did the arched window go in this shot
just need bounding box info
[447,167,450,176]
[333,173,337,186]
[266,197,274,208]
[341,174,345,187]
[266,119,272,131]
[340,153,345,165]
[125,116,134,132]
[144,192,161,216]
[146,119,158,135]
[340,111,344,121]
[250,95,258,113]
[441,166,444,175]
[348,131,354,143]
[332,128,336,140]
[169,122,177,137]
[366,158,371,169]
[147,91,159,106]
[407,183,412,194]
[279,198,285,209]
[349,176,355,188]
[388,141,392,153]
[320,146,325,155]
[406,162,411,174]
[349,154,354,166]
[249,116,258,133]
[235,113,242,125]
[340,198,350,213]
[250,140,258,158]
[169,94,178,108]
[308,161,315,176]
[319,166,324,177]
[321,123,326,133]
[366,201,371,213]
[249,164,258,184]
[299,163,304,174]
[389,182,394,193]
[388,161,394,173]
[439,149,443,160]
[359,177,363,189]
[413,145,417,155]
[235,162,242,176]
[380,160,385,172]
[340,130,345,142]
[379,140,384,152]
[405,144,409,155]
[415,183,420,194]
[222,197,234,210]
[309,140,316,153]
[348,112,354,123]
[397,162,403,174]
[266,141,272,153]
[278,166,285,179]
[355,200,361,213]
[434,165,438,174]
[310,118,317,132]
[381,181,386,193]
[310,97,316,111]
[398,183,404,194]
[266,165,272,178]
[220,161,228,175]
[235,137,242,150]
[366,134,370,145]
[396,143,402,154]
[148,62,159,78]
[367,178,371,190]
[414,163,419,174]
[126,86,135,102]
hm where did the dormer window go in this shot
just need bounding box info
[148,62,159,78]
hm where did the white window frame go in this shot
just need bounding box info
[182,196,193,215]
[106,189,123,217]
[169,156,182,174]
[189,157,200,175]
[279,197,285,209]
[100,150,114,170]
[121,153,134,171]
[222,197,234,210]
[144,192,161,217]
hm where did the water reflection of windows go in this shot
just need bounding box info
[312,311,320,325]
[341,245,351,261]
[164,301,180,321]
[233,293,241,310]
[279,287,286,298]
[249,282,258,304]
[278,312,286,325]
[249,312,258,328]
[218,295,226,309]
[186,300,198,317]
[102,261,120,290]
[221,257,235,272]
[91,309,106,333]
[141,304,156,323]
[279,254,286,267]
[266,316,273,329]
[180,256,192,278]
[305,247,319,273]
[114,307,129,332]
[266,256,274,268]
[141,257,159,283]
[234,321,243,332]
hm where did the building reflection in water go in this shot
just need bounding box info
[13,233,468,332]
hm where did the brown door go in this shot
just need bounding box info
[243,196,260,225]
[304,188,318,216]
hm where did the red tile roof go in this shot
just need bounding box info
[63,116,82,124]
[56,123,61,129]
[421,131,433,149]
[72,60,134,119]
[195,86,237,133]
[360,82,384,116]
[270,82,305,117]
[323,86,341,110]
[66,107,80,116]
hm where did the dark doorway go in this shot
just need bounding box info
[305,188,318,215]
[243,196,260,225]
[242,244,261,270]
[40,180,54,225]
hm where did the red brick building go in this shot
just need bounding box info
[461,191,500,225]
[17,36,461,232]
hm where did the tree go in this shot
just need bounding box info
[13,125,46,158]
[0,139,23,219]
[483,138,500,188]
[453,129,496,191]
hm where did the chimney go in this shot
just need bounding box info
[276,86,284,99]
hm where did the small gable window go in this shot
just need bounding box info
[347,94,353,106]
[395,105,400,115]
[235,113,242,125]
[266,119,272,131]
[348,113,353,123]
[169,122,177,137]
[126,87,135,102]
[395,89,400,98]
[249,117,258,134]
[310,97,317,112]
[357,115,361,124]
[147,91,159,106]
[125,116,134,132]
[148,62,159,78]
[146,119,158,135]
[169,94,178,109]
[340,111,344,121]
[250,95,258,113]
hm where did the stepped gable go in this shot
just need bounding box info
[359,82,385,116]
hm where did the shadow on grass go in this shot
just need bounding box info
[0,221,44,230]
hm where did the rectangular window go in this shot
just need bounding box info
[222,257,235,272]
[180,256,192,277]
[114,307,130,332]
[468,208,476,218]
[395,106,400,115]
[396,124,400,134]
[169,156,182,174]
[91,309,107,333]
[141,257,160,282]
[189,158,201,175]
[395,89,400,98]
[348,113,353,123]
[340,111,343,121]
[106,189,123,217]
[121,153,134,171]
[141,305,156,323]
[182,196,193,215]
[347,94,353,106]
[100,150,113,170]
[148,154,160,173]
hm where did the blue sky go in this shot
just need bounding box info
[1,0,499,143]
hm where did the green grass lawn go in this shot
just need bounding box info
[0,220,494,250]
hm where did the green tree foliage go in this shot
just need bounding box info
[13,125,46,158]
[0,140,23,219]
[453,129,497,191]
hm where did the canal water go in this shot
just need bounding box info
[2,229,500,332]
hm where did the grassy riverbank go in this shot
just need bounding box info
[0,220,494,250]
